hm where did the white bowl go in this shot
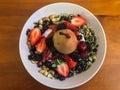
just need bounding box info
[19,2,106,89]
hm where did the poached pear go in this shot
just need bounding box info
[53,29,78,54]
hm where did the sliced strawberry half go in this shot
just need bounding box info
[64,56,77,69]
[30,28,41,46]
[36,37,46,53]
[64,21,78,31]
[56,63,69,77]
[71,16,86,27]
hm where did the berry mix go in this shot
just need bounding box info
[26,14,98,81]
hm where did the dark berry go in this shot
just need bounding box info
[68,72,74,77]
[26,29,30,36]
[57,23,66,30]
[60,16,68,21]
[54,72,59,79]
[77,35,82,40]
[43,61,53,69]
[54,72,65,81]
[70,52,81,62]
[76,65,83,73]
[30,46,36,51]
[78,41,87,51]
[86,42,92,52]
[33,54,42,61]
[28,54,33,60]
[37,61,43,67]
[59,76,65,81]
[93,48,97,52]
[46,38,53,47]
[80,50,89,59]
[58,54,64,60]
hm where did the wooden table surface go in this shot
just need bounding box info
[0,0,120,90]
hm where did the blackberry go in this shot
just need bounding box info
[57,23,66,30]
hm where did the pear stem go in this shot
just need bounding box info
[59,32,71,38]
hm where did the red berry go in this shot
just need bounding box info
[56,63,69,77]
[71,16,86,27]
[36,37,46,53]
[64,21,78,31]
[30,28,41,46]
[64,56,77,69]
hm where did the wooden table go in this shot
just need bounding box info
[0,0,120,90]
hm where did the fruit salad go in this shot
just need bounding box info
[26,14,99,81]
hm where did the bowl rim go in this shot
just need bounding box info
[19,2,107,89]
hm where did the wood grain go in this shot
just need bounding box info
[0,0,120,90]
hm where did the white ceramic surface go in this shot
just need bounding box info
[19,2,106,89]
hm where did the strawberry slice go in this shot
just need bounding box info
[30,28,41,46]
[64,56,77,69]
[56,63,69,77]
[71,16,86,27]
[36,37,46,53]
[64,21,78,31]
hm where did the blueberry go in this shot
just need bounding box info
[86,42,92,52]
[33,54,42,61]
[58,54,64,60]
[59,76,65,81]
[54,72,59,79]
[76,65,83,73]
[28,54,33,60]
[93,48,97,52]
[30,46,36,51]
[37,61,43,67]
[70,52,81,61]
[46,38,53,47]
[77,35,82,40]
[43,61,53,69]
[26,29,30,36]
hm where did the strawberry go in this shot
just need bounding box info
[64,21,78,31]
[56,62,69,77]
[36,37,46,53]
[64,56,77,69]
[30,28,41,46]
[71,16,86,27]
